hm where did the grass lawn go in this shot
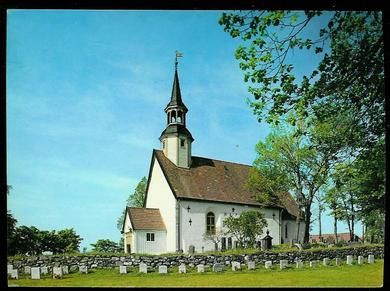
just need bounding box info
[8,260,384,287]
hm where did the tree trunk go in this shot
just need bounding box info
[318,204,322,241]
[303,206,312,244]
[334,216,338,244]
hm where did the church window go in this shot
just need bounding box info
[146,233,155,241]
[180,138,185,147]
[163,140,166,149]
[206,212,215,235]
[177,111,183,123]
[171,110,176,123]
[285,224,288,239]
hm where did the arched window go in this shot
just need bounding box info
[285,224,288,239]
[177,111,183,123]
[171,110,176,123]
[206,212,215,235]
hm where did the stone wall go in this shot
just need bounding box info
[7,246,383,272]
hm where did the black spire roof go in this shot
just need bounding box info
[165,68,188,112]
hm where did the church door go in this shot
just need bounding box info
[221,237,226,250]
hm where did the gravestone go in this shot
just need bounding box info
[212,263,224,272]
[7,265,13,274]
[368,255,375,264]
[335,258,341,266]
[280,260,288,269]
[178,264,186,273]
[232,261,241,271]
[119,266,127,274]
[53,267,63,279]
[309,261,317,267]
[10,269,18,280]
[31,267,40,280]
[40,266,48,275]
[79,265,88,274]
[197,264,205,273]
[247,261,255,270]
[62,266,69,275]
[358,256,364,264]
[347,255,353,265]
[159,265,168,274]
[24,266,31,274]
[323,258,330,266]
[139,263,147,273]
[296,260,303,268]
[265,261,272,269]
[188,245,195,254]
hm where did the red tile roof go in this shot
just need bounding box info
[309,233,361,242]
[152,149,301,218]
[127,207,166,231]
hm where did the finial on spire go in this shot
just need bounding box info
[175,51,183,70]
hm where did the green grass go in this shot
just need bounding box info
[8,260,384,287]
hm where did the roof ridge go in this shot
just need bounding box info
[127,207,160,210]
[153,149,253,168]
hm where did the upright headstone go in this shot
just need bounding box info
[53,267,63,279]
[188,245,195,254]
[368,255,375,264]
[10,269,18,280]
[347,255,353,265]
[62,266,69,275]
[358,256,364,264]
[158,265,168,274]
[7,265,13,274]
[280,260,288,269]
[24,266,31,274]
[323,258,330,266]
[139,263,147,274]
[31,267,40,280]
[178,264,186,273]
[232,261,241,271]
[247,261,255,270]
[309,261,317,267]
[119,266,127,274]
[212,263,224,272]
[79,265,88,274]
[335,258,341,266]
[265,261,272,269]
[296,260,303,268]
[40,266,48,275]
[197,264,205,273]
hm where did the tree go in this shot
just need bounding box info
[56,228,83,254]
[223,210,267,248]
[90,239,121,253]
[117,176,148,231]
[202,227,225,251]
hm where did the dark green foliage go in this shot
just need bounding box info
[90,239,122,253]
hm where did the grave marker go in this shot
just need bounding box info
[7,265,13,274]
[358,256,364,264]
[197,264,205,273]
[347,255,353,265]
[368,255,375,264]
[79,265,88,274]
[309,261,317,267]
[296,260,303,268]
[335,258,341,266]
[24,266,31,274]
[31,267,40,280]
[40,266,48,275]
[265,261,272,269]
[139,263,147,273]
[10,269,18,280]
[247,261,255,270]
[120,266,127,274]
[232,261,241,271]
[62,266,69,275]
[280,260,288,269]
[178,264,186,273]
[323,258,330,266]
[212,263,224,272]
[158,265,168,274]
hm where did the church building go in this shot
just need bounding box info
[122,58,305,254]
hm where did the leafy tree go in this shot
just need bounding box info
[56,228,83,254]
[223,210,267,248]
[90,239,121,253]
[202,227,225,251]
[117,176,147,231]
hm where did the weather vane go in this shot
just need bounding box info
[175,50,183,69]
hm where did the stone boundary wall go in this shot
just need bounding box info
[7,246,384,272]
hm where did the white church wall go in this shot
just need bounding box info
[123,213,135,253]
[179,200,282,253]
[134,230,167,255]
[177,134,190,168]
[145,156,177,253]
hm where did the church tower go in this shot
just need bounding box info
[159,54,194,168]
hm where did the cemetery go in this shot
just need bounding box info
[7,245,384,287]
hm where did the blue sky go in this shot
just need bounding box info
[7,10,361,251]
